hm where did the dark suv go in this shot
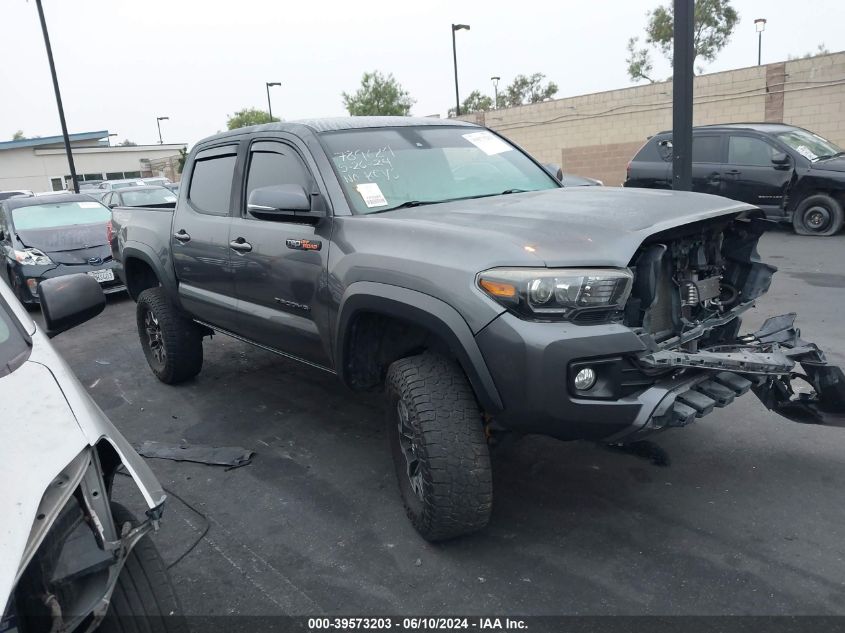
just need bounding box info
[624,123,845,236]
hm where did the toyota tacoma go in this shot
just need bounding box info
[111,117,845,541]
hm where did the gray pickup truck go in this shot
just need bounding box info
[112,116,844,541]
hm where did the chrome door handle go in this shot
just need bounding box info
[229,238,253,253]
[173,230,191,243]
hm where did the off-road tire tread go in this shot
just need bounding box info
[136,288,202,384]
[386,352,492,541]
[793,193,844,236]
[99,503,188,633]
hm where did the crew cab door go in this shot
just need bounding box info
[172,143,240,331]
[722,134,793,213]
[690,133,726,196]
[229,137,333,367]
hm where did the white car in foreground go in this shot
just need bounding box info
[0,274,185,633]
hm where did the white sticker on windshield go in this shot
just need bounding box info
[78,201,101,208]
[165,195,177,202]
[462,131,512,156]
[795,145,818,160]
[355,183,388,208]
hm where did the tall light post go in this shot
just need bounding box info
[672,0,695,192]
[451,23,470,116]
[754,18,767,66]
[491,76,501,109]
[156,116,169,144]
[266,82,281,120]
[34,0,79,193]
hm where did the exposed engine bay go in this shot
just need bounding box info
[624,213,845,429]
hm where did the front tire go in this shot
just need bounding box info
[792,194,844,236]
[385,352,492,542]
[99,503,188,633]
[137,287,203,384]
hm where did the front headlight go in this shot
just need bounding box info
[478,267,633,320]
[14,248,52,265]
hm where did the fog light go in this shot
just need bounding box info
[574,367,597,391]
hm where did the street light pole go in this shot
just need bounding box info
[672,0,694,192]
[34,0,78,193]
[156,116,169,144]
[266,82,281,120]
[451,24,470,116]
[754,18,767,66]
[491,76,500,109]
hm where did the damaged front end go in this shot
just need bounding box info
[624,214,845,434]
[4,447,161,633]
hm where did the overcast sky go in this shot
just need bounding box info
[2,0,842,147]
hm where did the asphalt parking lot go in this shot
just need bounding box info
[46,227,845,616]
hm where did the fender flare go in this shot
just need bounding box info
[335,282,503,413]
[120,242,179,303]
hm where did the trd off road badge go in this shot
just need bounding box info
[286,238,322,251]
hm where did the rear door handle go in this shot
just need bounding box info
[173,230,191,243]
[229,238,253,253]
[725,169,742,176]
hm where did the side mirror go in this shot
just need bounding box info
[38,274,106,337]
[542,163,564,181]
[247,184,312,220]
[772,152,792,169]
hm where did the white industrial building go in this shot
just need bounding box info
[0,130,186,192]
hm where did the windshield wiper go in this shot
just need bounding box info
[369,189,533,214]
[368,200,441,214]
[816,151,845,161]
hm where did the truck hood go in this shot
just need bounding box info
[379,187,757,267]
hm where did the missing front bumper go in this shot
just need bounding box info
[636,313,845,429]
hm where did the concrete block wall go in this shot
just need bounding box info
[465,52,845,187]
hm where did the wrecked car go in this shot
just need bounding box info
[111,116,845,541]
[0,274,184,632]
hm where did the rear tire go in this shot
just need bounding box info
[99,502,188,633]
[792,194,844,236]
[137,287,203,384]
[385,352,492,542]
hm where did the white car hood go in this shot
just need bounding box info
[0,360,88,603]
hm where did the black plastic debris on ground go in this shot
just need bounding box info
[137,441,255,469]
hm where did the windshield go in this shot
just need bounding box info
[319,126,558,214]
[122,188,178,206]
[0,296,30,376]
[112,181,142,189]
[775,129,843,161]
[12,201,111,230]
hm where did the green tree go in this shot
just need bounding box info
[503,73,558,107]
[342,71,414,116]
[118,139,137,146]
[12,130,24,140]
[626,0,739,83]
[177,147,188,172]
[448,90,495,117]
[789,43,830,60]
[226,108,278,130]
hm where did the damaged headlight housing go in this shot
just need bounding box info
[14,248,52,266]
[478,268,633,320]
